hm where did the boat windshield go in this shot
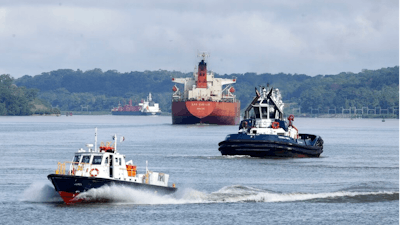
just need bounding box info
[73,155,81,163]
[261,107,268,119]
[92,155,102,165]
[82,155,91,164]
[253,107,260,119]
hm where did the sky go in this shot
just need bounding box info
[0,0,398,78]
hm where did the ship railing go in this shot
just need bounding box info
[173,98,237,103]
[70,162,95,175]
[172,97,182,102]
[219,98,237,103]
[55,161,95,175]
[55,162,67,175]
[54,161,78,175]
[55,161,74,175]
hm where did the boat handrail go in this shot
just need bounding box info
[55,161,79,175]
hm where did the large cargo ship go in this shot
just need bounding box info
[171,53,240,125]
[111,93,162,115]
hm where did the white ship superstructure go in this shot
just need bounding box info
[172,53,237,102]
[139,93,162,115]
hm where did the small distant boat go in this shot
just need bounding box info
[48,129,176,204]
[218,86,324,158]
[111,93,162,116]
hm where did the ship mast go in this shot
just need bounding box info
[111,134,117,153]
[95,127,98,152]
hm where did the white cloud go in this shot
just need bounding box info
[0,0,398,78]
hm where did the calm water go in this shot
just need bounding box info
[0,116,398,224]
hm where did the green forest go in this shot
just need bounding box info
[2,66,399,117]
[0,74,60,115]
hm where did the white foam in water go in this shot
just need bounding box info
[223,155,251,159]
[76,185,205,205]
[208,186,397,203]
[21,182,62,203]
[74,184,398,205]
[21,183,397,205]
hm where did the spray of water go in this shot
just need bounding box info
[21,182,63,203]
[74,184,398,205]
[21,182,398,205]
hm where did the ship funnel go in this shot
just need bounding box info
[197,53,208,88]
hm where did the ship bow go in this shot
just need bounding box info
[186,101,216,119]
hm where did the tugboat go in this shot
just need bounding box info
[48,129,176,204]
[218,86,324,157]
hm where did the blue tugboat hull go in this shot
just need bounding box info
[218,133,323,158]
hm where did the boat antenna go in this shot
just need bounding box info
[197,51,209,61]
[113,134,117,152]
[95,127,98,152]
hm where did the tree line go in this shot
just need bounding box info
[0,74,60,115]
[8,66,400,116]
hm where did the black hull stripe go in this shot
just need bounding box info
[48,174,177,195]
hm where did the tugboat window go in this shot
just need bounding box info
[82,155,91,164]
[92,156,102,165]
[270,109,275,119]
[253,107,260,119]
[73,155,81,163]
[261,107,268,119]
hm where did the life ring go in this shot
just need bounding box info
[90,168,99,177]
[271,122,280,129]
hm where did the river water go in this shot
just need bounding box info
[0,116,398,224]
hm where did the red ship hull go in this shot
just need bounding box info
[172,101,240,125]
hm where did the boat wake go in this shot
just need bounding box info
[22,182,398,205]
[74,184,399,205]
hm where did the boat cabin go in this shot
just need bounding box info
[240,87,299,139]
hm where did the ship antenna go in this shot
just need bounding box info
[95,127,98,152]
[113,134,117,152]
[197,51,209,61]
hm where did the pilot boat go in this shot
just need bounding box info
[218,86,324,157]
[48,129,177,204]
